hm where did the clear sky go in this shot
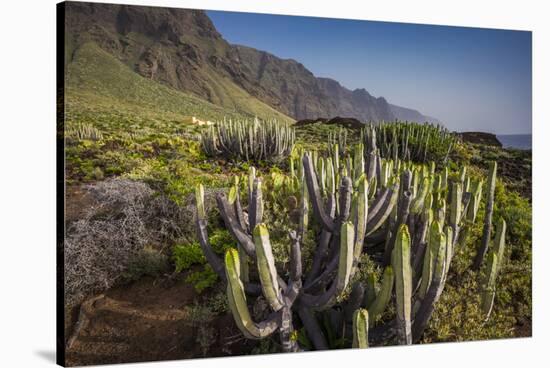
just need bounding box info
[207,10,532,134]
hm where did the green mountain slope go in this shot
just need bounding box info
[65,41,294,133]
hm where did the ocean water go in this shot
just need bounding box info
[497,134,532,150]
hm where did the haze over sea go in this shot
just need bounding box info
[497,134,532,150]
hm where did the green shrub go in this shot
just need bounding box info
[172,242,206,272]
[185,264,219,293]
[207,228,236,254]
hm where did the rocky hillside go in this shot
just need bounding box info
[64,2,438,123]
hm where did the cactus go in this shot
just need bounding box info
[201,117,295,162]
[474,161,497,269]
[194,129,501,351]
[65,122,104,142]
[480,218,506,320]
[480,252,499,319]
[352,309,369,348]
[362,121,458,164]
[392,224,413,345]
[365,266,394,325]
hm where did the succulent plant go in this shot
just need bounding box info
[201,117,295,162]
[474,161,497,269]
[193,127,502,351]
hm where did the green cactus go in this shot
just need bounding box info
[194,126,505,352]
[365,266,394,325]
[201,117,295,162]
[253,224,284,311]
[481,251,499,319]
[474,161,497,269]
[392,224,413,345]
[352,309,369,348]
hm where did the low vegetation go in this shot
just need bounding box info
[64,65,531,358]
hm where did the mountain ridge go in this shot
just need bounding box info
[64,1,439,124]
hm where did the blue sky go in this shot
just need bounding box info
[207,10,532,134]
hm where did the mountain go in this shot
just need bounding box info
[64,2,438,124]
[390,104,440,124]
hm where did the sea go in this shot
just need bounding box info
[497,134,532,150]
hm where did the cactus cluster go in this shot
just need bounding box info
[362,122,458,164]
[200,117,295,162]
[194,132,504,351]
[65,122,104,142]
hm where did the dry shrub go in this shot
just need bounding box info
[64,178,190,307]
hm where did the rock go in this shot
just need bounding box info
[457,132,503,147]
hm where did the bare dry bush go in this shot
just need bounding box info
[64,178,189,307]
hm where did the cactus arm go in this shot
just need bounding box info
[217,194,288,291]
[237,243,250,284]
[289,231,303,282]
[283,231,303,306]
[299,175,310,240]
[304,229,332,286]
[300,222,355,309]
[410,177,430,214]
[494,219,507,270]
[363,273,377,307]
[305,195,336,285]
[196,218,226,281]
[383,189,413,265]
[344,282,365,323]
[481,251,499,319]
[253,224,285,311]
[417,222,437,302]
[449,182,463,237]
[412,222,447,343]
[336,221,355,290]
[366,187,391,222]
[458,192,472,225]
[392,224,413,345]
[352,309,369,348]
[366,184,399,235]
[225,249,280,339]
[367,266,394,325]
[298,307,329,350]
[216,193,256,256]
[474,161,497,269]
[336,176,353,223]
[443,226,454,279]
[194,184,227,282]
[352,176,369,270]
[366,152,378,184]
[303,154,336,232]
[279,304,300,352]
[249,178,264,231]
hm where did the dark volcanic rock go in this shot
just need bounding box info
[458,132,503,147]
[294,117,365,129]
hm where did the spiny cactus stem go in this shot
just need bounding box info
[474,161,497,269]
[300,222,355,309]
[481,252,499,320]
[225,249,280,339]
[216,193,256,257]
[298,308,329,350]
[303,154,336,232]
[392,224,413,345]
[249,178,264,231]
[412,222,447,343]
[383,190,413,266]
[196,218,226,281]
[352,309,369,348]
[366,184,399,236]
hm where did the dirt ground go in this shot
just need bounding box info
[64,276,257,366]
